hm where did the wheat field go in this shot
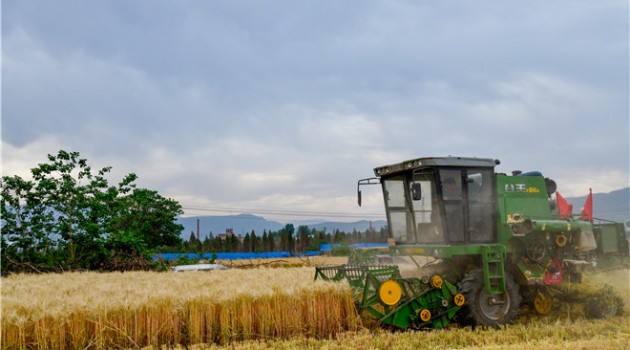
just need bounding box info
[170,267,630,350]
[1,267,358,349]
[213,256,349,268]
[2,266,628,350]
[163,315,630,350]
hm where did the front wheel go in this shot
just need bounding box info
[459,269,522,327]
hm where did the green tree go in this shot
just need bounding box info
[250,230,261,252]
[242,233,251,253]
[1,150,183,274]
[333,229,345,243]
[279,224,295,252]
[202,236,212,252]
[212,236,224,252]
[296,225,310,254]
[185,231,200,252]
[1,175,55,272]
[11,150,113,270]
[261,231,269,252]
[108,188,183,249]
[228,234,241,252]
[279,230,288,252]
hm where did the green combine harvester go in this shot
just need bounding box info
[315,156,628,329]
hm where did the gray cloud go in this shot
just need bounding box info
[3,0,628,219]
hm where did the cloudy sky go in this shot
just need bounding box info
[2,1,628,222]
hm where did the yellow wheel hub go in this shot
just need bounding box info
[378,280,402,306]
[430,275,443,289]
[419,308,432,322]
[555,234,567,247]
[534,290,553,315]
[454,293,465,307]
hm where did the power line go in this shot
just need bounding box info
[182,204,627,222]
[594,209,630,214]
[181,205,386,219]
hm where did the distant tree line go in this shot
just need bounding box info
[1,150,183,275]
[169,224,389,254]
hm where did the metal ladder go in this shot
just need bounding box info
[481,245,506,293]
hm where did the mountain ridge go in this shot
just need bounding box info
[178,187,629,239]
[177,214,387,240]
[563,187,629,223]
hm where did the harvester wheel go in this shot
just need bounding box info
[378,280,402,306]
[430,275,444,289]
[419,309,432,322]
[454,293,465,307]
[459,269,522,328]
[533,290,553,315]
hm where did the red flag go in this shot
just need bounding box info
[556,192,572,220]
[581,188,593,222]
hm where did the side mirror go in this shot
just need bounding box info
[357,177,380,207]
[411,183,422,201]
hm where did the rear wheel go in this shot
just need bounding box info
[459,269,522,327]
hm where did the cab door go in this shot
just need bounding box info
[439,169,466,243]
[439,169,495,243]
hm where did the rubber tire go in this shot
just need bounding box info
[458,269,522,328]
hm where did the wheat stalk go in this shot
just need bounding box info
[1,268,358,348]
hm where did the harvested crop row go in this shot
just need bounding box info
[175,315,630,350]
[1,268,359,349]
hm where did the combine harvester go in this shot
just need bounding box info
[316,156,628,329]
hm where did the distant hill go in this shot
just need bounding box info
[177,214,284,239]
[565,187,629,223]
[177,188,629,239]
[308,220,387,233]
[177,214,387,239]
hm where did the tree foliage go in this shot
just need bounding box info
[1,150,183,274]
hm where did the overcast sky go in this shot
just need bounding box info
[2,1,628,221]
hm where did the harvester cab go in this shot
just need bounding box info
[317,156,627,330]
[366,156,500,247]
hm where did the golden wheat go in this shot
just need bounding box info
[213,256,348,268]
[160,315,630,350]
[3,266,628,349]
[1,267,358,349]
